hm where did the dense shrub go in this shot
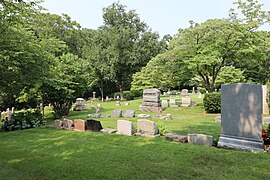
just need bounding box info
[130,89,141,97]
[114,92,121,99]
[200,88,206,94]
[123,91,135,100]
[203,92,221,113]
[1,110,45,131]
[156,120,168,135]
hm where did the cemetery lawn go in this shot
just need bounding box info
[1,95,270,179]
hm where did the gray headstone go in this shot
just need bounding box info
[218,83,263,151]
[55,120,63,129]
[136,119,159,137]
[117,120,136,136]
[188,134,213,146]
[137,114,150,118]
[62,119,74,130]
[181,97,191,107]
[140,88,162,112]
[124,110,135,118]
[112,109,122,118]
[181,89,189,96]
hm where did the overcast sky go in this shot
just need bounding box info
[41,0,270,37]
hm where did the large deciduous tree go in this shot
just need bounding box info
[84,2,165,99]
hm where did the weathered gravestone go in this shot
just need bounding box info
[181,89,189,96]
[85,120,103,132]
[181,97,191,107]
[115,101,121,106]
[169,98,176,105]
[116,120,136,136]
[262,85,269,115]
[112,109,122,118]
[161,100,169,108]
[188,134,213,146]
[135,119,159,137]
[137,114,150,118]
[140,88,163,112]
[74,119,86,132]
[62,119,74,130]
[218,83,264,151]
[124,110,135,118]
[55,120,63,129]
[73,98,87,111]
[165,133,188,143]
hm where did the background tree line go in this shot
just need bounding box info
[1,0,270,117]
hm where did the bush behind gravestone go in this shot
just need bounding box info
[123,91,135,100]
[203,92,221,113]
[130,89,142,97]
[1,109,45,131]
[156,120,168,135]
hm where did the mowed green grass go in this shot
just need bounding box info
[1,95,270,179]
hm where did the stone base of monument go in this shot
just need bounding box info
[139,106,163,113]
[218,136,264,151]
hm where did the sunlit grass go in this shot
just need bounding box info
[1,95,269,179]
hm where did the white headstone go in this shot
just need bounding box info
[117,120,136,136]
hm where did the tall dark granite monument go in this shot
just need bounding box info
[218,83,264,151]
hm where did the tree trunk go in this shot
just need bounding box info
[119,84,124,100]
[99,86,104,102]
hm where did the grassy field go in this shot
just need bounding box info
[1,95,270,179]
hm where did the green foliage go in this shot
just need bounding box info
[83,2,166,99]
[215,66,245,88]
[155,120,168,135]
[114,92,121,99]
[203,93,221,113]
[1,109,44,131]
[268,124,270,138]
[200,88,206,94]
[123,91,135,100]
[130,89,141,97]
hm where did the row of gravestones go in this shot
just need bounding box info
[117,119,159,137]
[161,98,197,108]
[55,119,103,132]
[55,118,160,137]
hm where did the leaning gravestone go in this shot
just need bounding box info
[140,88,162,113]
[181,89,189,96]
[74,119,86,132]
[218,83,264,151]
[135,119,159,137]
[112,109,122,118]
[85,120,103,132]
[124,110,135,118]
[262,85,269,115]
[117,120,136,136]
